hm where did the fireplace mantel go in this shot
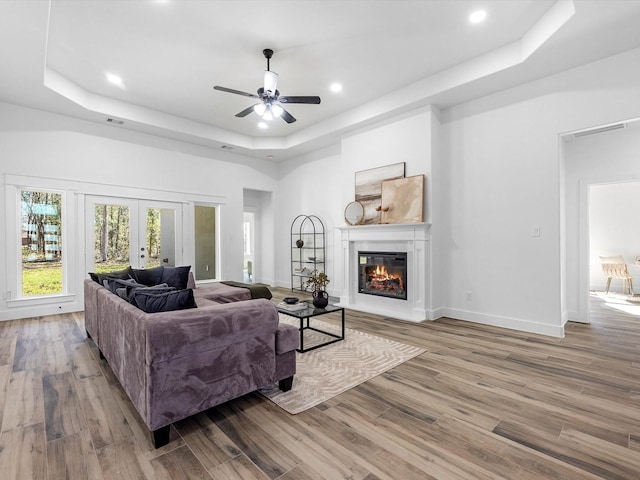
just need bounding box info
[336,223,431,322]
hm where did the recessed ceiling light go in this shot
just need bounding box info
[330,83,342,93]
[258,122,268,129]
[469,10,487,24]
[106,72,123,87]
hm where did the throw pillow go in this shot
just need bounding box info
[103,277,141,295]
[127,284,175,307]
[133,288,196,313]
[115,287,129,300]
[130,265,164,286]
[89,266,133,285]
[160,265,191,290]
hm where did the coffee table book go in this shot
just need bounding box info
[277,301,307,312]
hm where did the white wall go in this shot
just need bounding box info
[275,108,435,302]
[275,146,343,295]
[0,102,278,320]
[440,46,640,337]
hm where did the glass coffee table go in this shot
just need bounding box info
[276,301,345,353]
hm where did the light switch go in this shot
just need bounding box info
[531,226,541,237]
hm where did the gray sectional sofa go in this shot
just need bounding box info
[84,274,298,448]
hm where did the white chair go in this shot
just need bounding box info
[599,255,634,295]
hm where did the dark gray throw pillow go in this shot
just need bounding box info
[130,265,164,286]
[103,277,141,295]
[127,284,174,307]
[133,288,196,313]
[90,266,133,285]
[160,265,191,290]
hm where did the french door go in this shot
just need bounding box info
[85,196,183,275]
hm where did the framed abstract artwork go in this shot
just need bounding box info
[380,174,424,224]
[355,162,405,224]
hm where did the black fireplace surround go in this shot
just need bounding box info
[358,251,407,300]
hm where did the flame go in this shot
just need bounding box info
[369,265,404,289]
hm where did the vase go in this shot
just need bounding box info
[312,289,329,308]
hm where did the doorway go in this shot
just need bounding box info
[85,196,183,274]
[243,211,255,283]
[564,121,640,325]
[588,181,640,316]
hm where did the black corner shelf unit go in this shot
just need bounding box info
[290,214,325,292]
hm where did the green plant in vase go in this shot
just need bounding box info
[302,268,330,308]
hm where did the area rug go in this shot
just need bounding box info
[259,314,425,414]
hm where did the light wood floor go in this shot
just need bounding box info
[1,288,639,479]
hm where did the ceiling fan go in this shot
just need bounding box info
[213,49,321,124]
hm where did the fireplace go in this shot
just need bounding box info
[358,251,407,300]
[338,223,430,322]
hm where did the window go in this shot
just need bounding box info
[21,190,64,296]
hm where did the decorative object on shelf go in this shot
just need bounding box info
[303,268,330,308]
[380,174,425,224]
[355,162,405,225]
[375,204,390,224]
[290,215,325,292]
[344,201,365,225]
[283,297,299,304]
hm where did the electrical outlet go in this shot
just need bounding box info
[466,291,473,301]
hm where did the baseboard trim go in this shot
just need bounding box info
[441,308,565,338]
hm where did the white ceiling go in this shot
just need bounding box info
[2,0,640,160]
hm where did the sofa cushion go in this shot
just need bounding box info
[192,282,252,303]
[89,266,133,285]
[131,266,164,286]
[160,265,191,290]
[103,277,141,295]
[133,288,196,313]
[128,284,175,307]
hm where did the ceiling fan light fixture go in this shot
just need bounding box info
[254,103,266,116]
[213,48,320,124]
[271,103,283,118]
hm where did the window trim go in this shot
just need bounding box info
[17,187,68,299]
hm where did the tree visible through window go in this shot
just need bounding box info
[94,204,131,272]
[21,190,63,296]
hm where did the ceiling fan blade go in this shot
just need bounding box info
[235,104,259,118]
[279,96,321,104]
[280,107,296,124]
[264,70,278,96]
[213,86,259,98]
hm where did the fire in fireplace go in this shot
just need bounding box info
[358,251,407,300]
